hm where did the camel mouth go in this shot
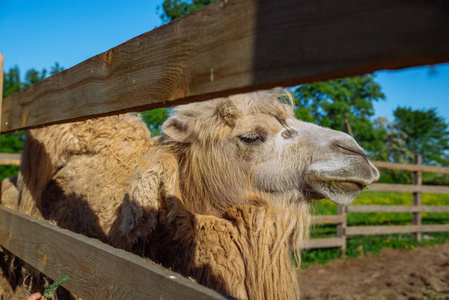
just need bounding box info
[320,180,365,193]
[305,178,366,205]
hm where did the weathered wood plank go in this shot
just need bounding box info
[308,237,345,249]
[346,224,449,235]
[368,183,449,194]
[311,215,345,224]
[0,153,21,165]
[372,161,449,174]
[2,0,449,132]
[347,205,449,213]
[0,206,228,300]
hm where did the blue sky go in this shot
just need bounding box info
[1,0,448,122]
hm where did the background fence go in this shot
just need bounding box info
[1,0,449,298]
[309,155,449,256]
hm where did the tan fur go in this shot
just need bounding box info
[1,90,379,299]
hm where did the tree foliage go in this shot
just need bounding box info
[294,75,386,153]
[141,108,170,136]
[373,117,413,163]
[1,63,64,181]
[3,66,22,98]
[393,106,449,165]
[159,0,218,22]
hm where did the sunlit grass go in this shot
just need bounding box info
[303,191,449,267]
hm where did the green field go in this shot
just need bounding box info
[301,191,449,268]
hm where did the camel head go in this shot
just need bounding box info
[161,89,379,214]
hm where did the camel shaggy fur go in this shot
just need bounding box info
[1,89,379,299]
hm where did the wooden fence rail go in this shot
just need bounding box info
[0,206,227,299]
[1,0,449,298]
[0,153,20,165]
[2,0,449,133]
[308,156,449,255]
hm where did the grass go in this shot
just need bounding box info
[301,191,449,268]
[43,275,70,299]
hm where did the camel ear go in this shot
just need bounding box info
[217,100,241,127]
[111,149,181,246]
[270,88,294,108]
[162,115,195,142]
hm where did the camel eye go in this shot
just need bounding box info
[239,135,264,144]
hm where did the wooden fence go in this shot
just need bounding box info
[309,155,449,256]
[1,0,449,298]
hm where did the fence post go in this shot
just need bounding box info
[337,205,347,257]
[413,154,422,242]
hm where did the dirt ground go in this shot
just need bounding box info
[299,242,449,300]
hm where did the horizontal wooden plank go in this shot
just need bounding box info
[346,224,449,235]
[372,161,449,174]
[0,153,20,165]
[368,183,449,194]
[308,237,345,249]
[0,206,228,300]
[2,0,449,132]
[347,205,449,213]
[312,215,345,224]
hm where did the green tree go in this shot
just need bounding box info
[1,63,64,181]
[393,106,449,165]
[3,65,22,97]
[141,108,170,136]
[373,117,413,163]
[24,68,47,87]
[294,75,386,153]
[50,62,64,75]
[372,117,414,184]
[159,0,218,22]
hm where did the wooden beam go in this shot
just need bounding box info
[347,205,449,213]
[346,224,449,236]
[368,183,449,194]
[2,0,449,132]
[0,206,228,300]
[308,237,345,249]
[372,161,449,174]
[0,153,21,165]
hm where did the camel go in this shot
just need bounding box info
[0,89,379,299]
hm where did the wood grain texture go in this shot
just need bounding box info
[0,206,229,300]
[368,183,449,194]
[2,0,449,132]
[372,161,449,174]
[347,205,449,213]
[346,224,449,236]
[0,153,20,165]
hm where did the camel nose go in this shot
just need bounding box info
[328,131,367,157]
[334,143,366,157]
